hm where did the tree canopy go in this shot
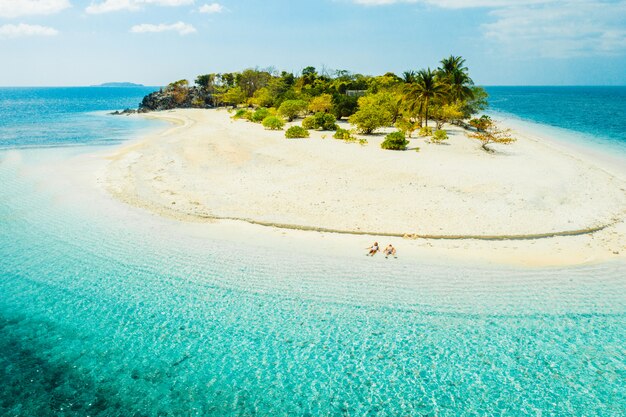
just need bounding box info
[141,57,489,134]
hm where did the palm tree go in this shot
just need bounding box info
[437,55,475,104]
[402,70,417,84]
[439,55,468,75]
[404,68,447,127]
[446,70,475,102]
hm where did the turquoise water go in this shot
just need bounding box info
[0,87,159,149]
[485,86,626,154]
[1,88,625,415]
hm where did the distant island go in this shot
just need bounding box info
[93,82,145,88]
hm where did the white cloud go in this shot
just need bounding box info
[0,23,58,39]
[351,0,626,58]
[86,0,194,14]
[482,1,626,58]
[130,21,196,35]
[86,0,138,13]
[0,0,71,18]
[198,2,223,13]
[352,0,548,7]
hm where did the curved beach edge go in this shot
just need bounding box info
[102,109,626,266]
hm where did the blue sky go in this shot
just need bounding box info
[1,0,625,86]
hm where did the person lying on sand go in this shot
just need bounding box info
[367,242,379,256]
[384,244,397,259]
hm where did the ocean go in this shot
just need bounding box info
[0,87,624,416]
[0,87,160,149]
[485,86,626,154]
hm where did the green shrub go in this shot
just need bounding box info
[302,113,337,131]
[232,108,252,120]
[431,129,448,143]
[347,94,394,134]
[419,126,433,137]
[262,116,285,130]
[302,116,316,130]
[251,107,271,123]
[313,112,337,131]
[278,99,307,121]
[285,125,310,139]
[333,128,353,140]
[358,138,368,146]
[380,131,409,150]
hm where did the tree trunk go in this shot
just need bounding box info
[424,98,429,127]
[481,142,494,153]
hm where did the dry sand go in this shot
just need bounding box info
[102,109,626,266]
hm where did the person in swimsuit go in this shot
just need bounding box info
[384,244,397,258]
[367,242,379,256]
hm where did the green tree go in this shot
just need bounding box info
[439,55,468,76]
[308,93,333,113]
[403,69,447,127]
[165,79,189,105]
[236,68,272,98]
[278,99,307,121]
[348,94,394,134]
[462,86,489,118]
[219,86,246,106]
[249,87,274,107]
[430,102,464,129]
[332,94,358,119]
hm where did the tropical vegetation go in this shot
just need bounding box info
[139,56,503,151]
[381,131,409,150]
[285,126,310,139]
[468,116,516,152]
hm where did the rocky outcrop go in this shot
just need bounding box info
[110,108,137,115]
[137,86,212,112]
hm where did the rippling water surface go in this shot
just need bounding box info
[0,88,625,416]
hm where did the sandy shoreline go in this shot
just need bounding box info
[101,108,626,266]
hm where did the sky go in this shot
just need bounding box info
[0,0,625,86]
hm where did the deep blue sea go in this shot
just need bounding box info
[0,87,160,149]
[0,87,625,416]
[485,86,626,154]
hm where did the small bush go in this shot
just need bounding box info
[285,125,310,139]
[262,116,285,130]
[232,108,252,120]
[251,107,271,123]
[431,129,448,143]
[314,112,337,131]
[358,138,368,146]
[333,128,353,140]
[381,131,409,150]
[418,126,433,137]
[302,116,316,130]
[302,113,337,130]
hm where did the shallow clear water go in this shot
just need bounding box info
[0,88,625,416]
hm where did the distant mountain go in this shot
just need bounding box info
[92,82,145,88]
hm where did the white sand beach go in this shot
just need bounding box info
[101,109,626,266]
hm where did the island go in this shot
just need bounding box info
[93,82,145,88]
[105,56,626,266]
